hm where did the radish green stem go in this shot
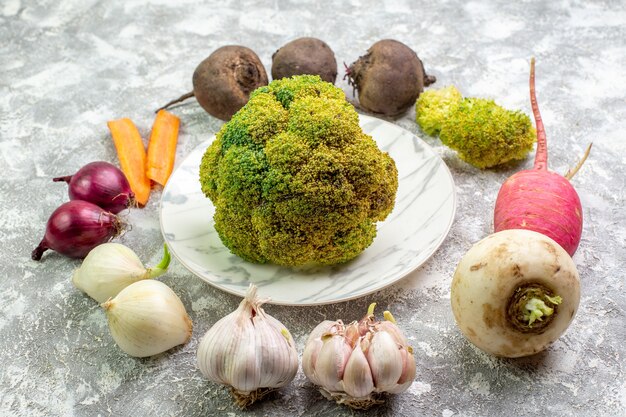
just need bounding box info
[155,91,194,113]
[530,57,548,171]
[147,244,171,278]
[565,142,593,180]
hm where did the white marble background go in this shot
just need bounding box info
[1,0,625,416]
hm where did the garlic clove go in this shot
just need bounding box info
[386,346,416,394]
[226,309,262,393]
[306,320,338,345]
[302,337,324,386]
[398,346,417,385]
[102,279,192,358]
[256,313,298,388]
[197,314,233,385]
[375,316,416,392]
[302,320,338,385]
[377,319,409,346]
[342,339,375,398]
[73,243,171,303]
[313,333,353,393]
[366,330,403,392]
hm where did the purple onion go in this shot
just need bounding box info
[53,161,135,213]
[32,200,125,261]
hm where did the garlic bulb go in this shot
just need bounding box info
[73,243,171,303]
[302,303,416,409]
[102,279,192,357]
[197,284,298,407]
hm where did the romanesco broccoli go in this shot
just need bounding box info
[199,75,398,266]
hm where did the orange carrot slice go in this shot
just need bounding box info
[107,118,151,206]
[146,110,180,187]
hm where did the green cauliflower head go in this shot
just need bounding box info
[199,75,398,266]
[415,86,536,169]
[440,97,536,169]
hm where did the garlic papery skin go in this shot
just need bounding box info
[102,279,192,358]
[302,303,416,409]
[73,243,171,303]
[196,284,298,408]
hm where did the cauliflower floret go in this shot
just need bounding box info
[199,75,398,266]
[416,86,536,169]
[440,97,536,169]
[415,85,463,136]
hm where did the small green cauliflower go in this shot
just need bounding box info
[416,86,536,169]
[199,75,398,266]
[415,85,463,136]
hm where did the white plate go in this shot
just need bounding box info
[159,114,456,305]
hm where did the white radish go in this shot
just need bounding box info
[451,229,580,358]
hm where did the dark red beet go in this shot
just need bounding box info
[346,39,436,117]
[156,45,268,120]
[271,37,338,83]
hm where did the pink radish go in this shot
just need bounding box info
[494,58,591,256]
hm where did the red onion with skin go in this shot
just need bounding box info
[53,161,135,213]
[32,200,125,261]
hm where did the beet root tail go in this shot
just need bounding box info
[155,91,195,113]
